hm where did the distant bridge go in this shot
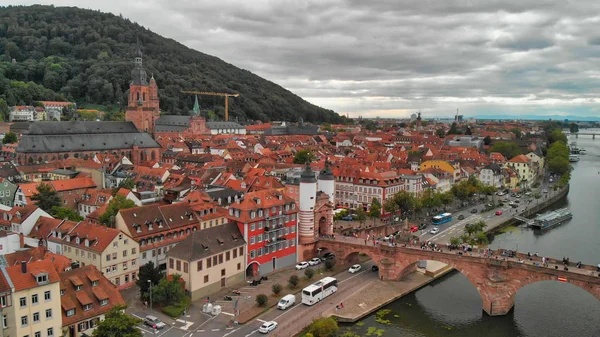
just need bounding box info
[566,131,600,139]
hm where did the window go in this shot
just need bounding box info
[257,248,262,256]
[197,260,203,271]
[112,252,117,259]
[21,315,28,327]
[112,265,117,272]
[226,251,230,261]
[44,291,51,301]
[169,258,174,269]
[233,249,237,259]
[45,309,52,319]
[33,312,40,322]
[19,297,26,307]
[250,250,255,258]
[123,250,127,257]
[106,254,111,261]
[32,294,38,305]
[35,332,41,337]
[132,247,137,254]
[113,241,118,248]
[239,247,243,256]
[2,315,6,329]
[83,304,92,311]
[221,269,225,277]
[0,295,8,308]
[204,275,209,283]
[250,236,255,244]
[250,223,255,231]
[123,262,128,270]
[176,260,181,271]
[258,234,262,242]
[100,299,108,306]
[48,328,54,337]
[207,258,212,268]
[213,256,218,266]
[183,262,188,273]
[36,274,48,284]
[219,254,223,264]
[237,263,241,270]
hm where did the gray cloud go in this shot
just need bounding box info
[9,0,600,118]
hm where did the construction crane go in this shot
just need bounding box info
[181,91,240,121]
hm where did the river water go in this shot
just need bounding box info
[342,130,600,337]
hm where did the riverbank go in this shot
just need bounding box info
[327,261,453,323]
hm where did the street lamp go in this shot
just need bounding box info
[147,280,153,313]
[317,248,323,275]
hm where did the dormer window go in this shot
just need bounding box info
[83,304,92,311]
[60,289,65,296]
[66,236,71,242]
[92,280,98,287]
[100,299,108,306]
[75,285,82,292]
[36,274,48,285]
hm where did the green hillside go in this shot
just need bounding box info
[0,5,346,124]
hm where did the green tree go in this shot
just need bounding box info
[31,183,62,212]
[439,192,454,207]
[136,262,162,297]
[113,178,135,194]
[511,128,522,139]
[288,275,300,288]
[483,135,492,145]
[490,141,522,159]
[308,317,339,337]
[368,197,381,223]
[420,189,442,215]
[465,126,472,135]
[99,195,136,227]
[93,306,142,337]
[548,128,567,144]
[0,99,9,122]
[151,274,185,306]
[305,268,315,280]
[293,150,315,164]
[548,157,570,175]
[435,129,446,138]
[355,207,367,226]
[50,206,84,221]
[449,237,461,246]
[569,123,579,133]
[256,294,268,307]
[272,284,282,295]
[2,132,18,144]
[325,260,335,271]
[448,122,460,135]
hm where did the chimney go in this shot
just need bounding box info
[21,261,27,274]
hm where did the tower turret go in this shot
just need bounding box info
[299,161,317,244]
[318,160,335,203]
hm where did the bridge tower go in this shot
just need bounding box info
[297,162,318,261]
[318,160,335,203]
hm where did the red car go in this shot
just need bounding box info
[410,226,418,232]
[495,211,503,216]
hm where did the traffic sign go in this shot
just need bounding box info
[558,276,567,282]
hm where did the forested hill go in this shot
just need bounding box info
[0,5,346,124]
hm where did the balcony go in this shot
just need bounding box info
[264,237,287,246]
[263,223,285,233]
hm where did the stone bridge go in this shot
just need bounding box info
[317,238,600,316]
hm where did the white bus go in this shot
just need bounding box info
[301,277,338,305]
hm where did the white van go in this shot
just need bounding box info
[277,294,295,310]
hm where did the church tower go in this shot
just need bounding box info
[126,47,160,134]
[298,162,317,245]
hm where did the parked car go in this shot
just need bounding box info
[495,211,503,216]
[349,264,362,273]
[524,192,532,196]
[259,321,278,334]
[470,208,478,214]
[309,258,321,266]
[543,189,548,193]
[497,191,505,196]
[410,226,418,233]
[429,227,440,235]
[371,265,379,272]
[321,252,335,261]
[295,262,309,270]
[457,214,465,220]
[418,223,428,230]
[341,216,353,221]
[144,316,166,330]
[514,199,520,203]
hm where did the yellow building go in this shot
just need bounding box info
[166,222,246,301]
[4,260,62,337]
[420,160,460,182]
[48,220,139,289]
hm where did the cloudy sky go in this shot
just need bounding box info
[12,1,600,119]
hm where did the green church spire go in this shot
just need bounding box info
[192,95,200,115]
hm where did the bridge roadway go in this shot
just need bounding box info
[317,236,600,316]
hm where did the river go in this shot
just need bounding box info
[341,130,600,337]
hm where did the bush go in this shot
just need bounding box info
[305,268,315,280]
[161,296,191,318]
[256,294,268,307]
[272,283,282,296]
[288,275,300,288]
[308,317,339,337]
[325,260,335,271]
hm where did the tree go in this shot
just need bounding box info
[288,275,300,288]
[51,206,84,221]
[151,274,185,306]
[256,294,268,307]
[439,192,454,207]
[511,128,522,139]
[368,197,381,222]
[435,129,446,138]
[325,260,335,271]
[0,99,9,122]
[136,262,162,297]
[305,268,315,280]
[293,150,315,164]
[569,123,579,134]
[465,126,472,135]
[272,284,282,295]
[31,183,61,212]
[383,198,399,219]
[113,178,135,193]
[2,132,17,144]
[93,306,142,337]
[355,207,367,226]
[448,122,460,135]
[99,195,136,227]
[548,157,570,175]
[449,237,461,246]
[483,136,492,145]
[490,141,522,159]
[548,128,567,144]
[308,317,339,337]
[420,189,442,215]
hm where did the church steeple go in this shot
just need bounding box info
[192,95,200,115]
[131,44,148,86]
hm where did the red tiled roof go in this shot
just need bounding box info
[4,259,60,292]
[50,177,96,192]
